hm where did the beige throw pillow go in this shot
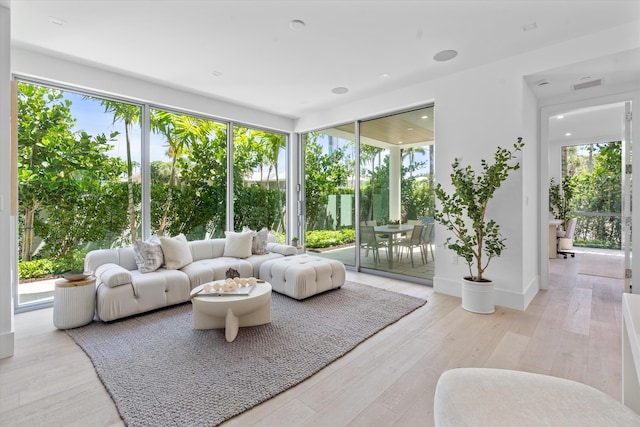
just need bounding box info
[242,226,269,255]
[159,234,193,270]
[223,231,254,258]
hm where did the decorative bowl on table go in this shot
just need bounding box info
[61,271,91,281]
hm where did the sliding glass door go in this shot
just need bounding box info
[302,127,356,266]
[17,80,142,308]
[358,106,435,280]
[300,105,434,282]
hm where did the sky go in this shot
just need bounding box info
[62,90,288,175]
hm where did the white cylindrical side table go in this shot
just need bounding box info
[53,276,96,329]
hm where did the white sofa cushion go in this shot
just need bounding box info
[223,231,253,258]
[96,269,190,321]
[266,242,298,256]
[133,236,164,273]
[160,234,193,269]
[180,258,253,288]
[95,262,133,288]
[189,238,225,261]
[245,252,284,278]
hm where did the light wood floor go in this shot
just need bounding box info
[0,250,625,426]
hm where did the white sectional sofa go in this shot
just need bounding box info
[85,232,297,322]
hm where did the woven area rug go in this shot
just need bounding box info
[66,281,426,427]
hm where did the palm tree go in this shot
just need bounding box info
[100,100,140,243]
[401,146,426,178]
[261,132,286,230]
[360,144,384,221]
[151,111,211,235]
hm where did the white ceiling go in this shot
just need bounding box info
[548,102,628,147]
[5,0,640,121]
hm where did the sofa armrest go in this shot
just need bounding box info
[266,242,298,256]
[95,263,133,288]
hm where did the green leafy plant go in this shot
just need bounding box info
[304,229,355,248]
[549,176,576,229]
[18,258,56,280]
[434,138,524,282]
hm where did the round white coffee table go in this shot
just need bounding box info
[190,281,272,342]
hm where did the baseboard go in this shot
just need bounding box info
[522,275,540,310]
[0,330,14,358]
[433,276,461,298]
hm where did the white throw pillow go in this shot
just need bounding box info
[133,236,164,273]
[223,231,254,258]
[159,234,193,270]
[95,263,133,288]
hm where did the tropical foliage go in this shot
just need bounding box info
[563,141,622,248]
[17,82,287,279]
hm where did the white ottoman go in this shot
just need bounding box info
[434,368,640,426]
[259,255,345,300]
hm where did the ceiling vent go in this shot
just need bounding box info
[572,78,603,91]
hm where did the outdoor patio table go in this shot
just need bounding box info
[374,224,415,267]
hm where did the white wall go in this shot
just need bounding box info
[0,5,15,358]
[431,57,526,307]
[521,81,541,308]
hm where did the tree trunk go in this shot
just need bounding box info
[125,122,137,242]
[158,154,178,236]
[21,200,37,261]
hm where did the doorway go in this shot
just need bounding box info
[541,99,632,291]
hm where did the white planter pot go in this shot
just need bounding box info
[461,277,495,314]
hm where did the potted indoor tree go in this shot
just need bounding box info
[434,137,524,314]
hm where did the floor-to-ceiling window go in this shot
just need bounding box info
[232,126,287,240]
[149,109,228,239]
[301,105,434,283]
[14,80,290,312]
[16,80,142,308]
[359,106,435,280]
[302,127,356,266]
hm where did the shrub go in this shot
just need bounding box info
[305,229,355,248]
[18,259,56,279]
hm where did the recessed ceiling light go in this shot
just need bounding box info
[421,115,429,119]
[565,132,572,137]
[331,87,349,95]
[378,73,391,79]
[433,50,458,62]
[289,19,306,30]
[407,127,413,131]
[556,115,564,119]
